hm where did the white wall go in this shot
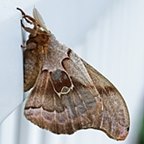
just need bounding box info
[0,0,144,144]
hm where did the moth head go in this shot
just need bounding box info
[17,8,50,45]
[28,30,49,45]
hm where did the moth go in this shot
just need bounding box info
[17,8,130,140]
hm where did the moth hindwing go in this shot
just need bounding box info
[17,7,130,141]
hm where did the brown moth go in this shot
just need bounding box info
[17,8,130,140]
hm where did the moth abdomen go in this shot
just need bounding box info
[24,49,40,91]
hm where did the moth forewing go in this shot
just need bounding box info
[18,7,130,141]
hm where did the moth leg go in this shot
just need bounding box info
[20,19,32,33]
[17,8,39,36]
[17,8,39,28]
[20,44,27,52]
[17,8,33,24]
[22,15,41,33]
[20,19,38,36]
